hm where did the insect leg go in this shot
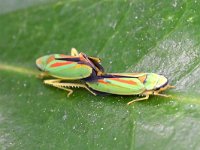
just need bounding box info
[167,85,176,89]
[71,48,79,56]
[53,82,97,96]
[44,79,97,97]
[153,92,172,98]
[127,95,149,105]
[44,79,74,97]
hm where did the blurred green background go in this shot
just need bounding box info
[0,0,200,149]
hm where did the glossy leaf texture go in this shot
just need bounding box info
[0,0,200,149]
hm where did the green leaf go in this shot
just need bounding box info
[0,0,200,149]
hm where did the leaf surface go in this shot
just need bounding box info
[0,0,200,149]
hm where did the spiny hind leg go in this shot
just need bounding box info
[44,79,96,96]
[44,79,73,97]
[69,83,97,96]
[71,48,79,56]
[53,82,97,96]
[127,95,149,105]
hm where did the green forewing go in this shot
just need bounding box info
[87,78,145,95]
[46,59,93,80]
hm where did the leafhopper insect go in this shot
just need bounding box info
[36,49,175,105]
[85,73,175,105]
[36,48,104,96]
[42,72,175,105]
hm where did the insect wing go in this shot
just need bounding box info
[45,54,93,79]
[87,77,145,95]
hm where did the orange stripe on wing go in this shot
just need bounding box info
[109,78,137,85]
[98,79,109,84]
[47,55,55,64]
[50,62,73,67]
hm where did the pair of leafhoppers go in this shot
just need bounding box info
[36,48,175,105]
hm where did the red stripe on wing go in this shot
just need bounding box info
[50,62,73,67]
